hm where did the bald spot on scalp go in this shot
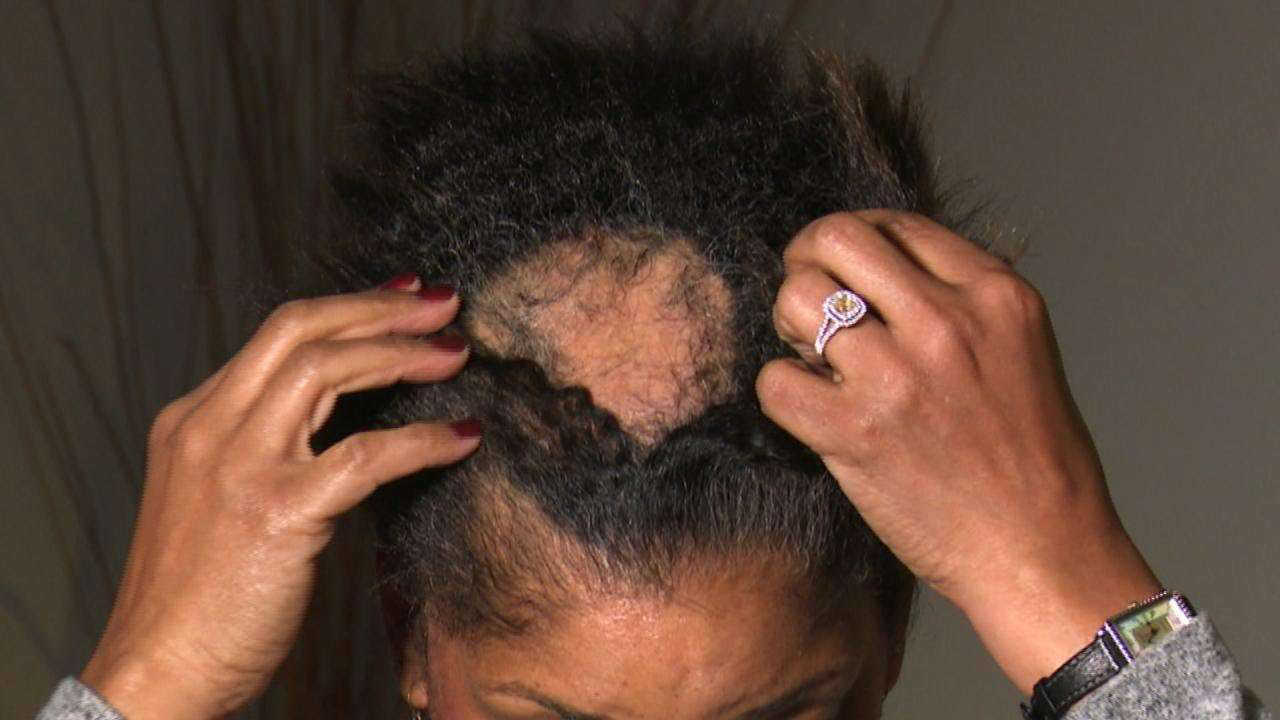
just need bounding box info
[463,231,736,445]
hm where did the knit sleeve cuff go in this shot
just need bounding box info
[1064,613,1272,720]
[36,677,126,720]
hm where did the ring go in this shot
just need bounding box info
[814,289,868,357]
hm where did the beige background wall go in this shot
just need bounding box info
[2,2,1276,717]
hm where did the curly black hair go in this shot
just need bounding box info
[307,17,984,662]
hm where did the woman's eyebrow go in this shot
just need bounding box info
[487,668,848,720]
[488,683,611,720]
[731,669,849,720]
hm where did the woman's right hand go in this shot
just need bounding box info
[79,276,480,720]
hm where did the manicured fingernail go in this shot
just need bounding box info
[417,284,456,302]
[380,273,420,290]
[426,334,468,353]
[450,418,483,439]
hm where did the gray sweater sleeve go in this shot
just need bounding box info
[35,615,1271,720]
[1064,613,1271,720]
[36,678,124,720]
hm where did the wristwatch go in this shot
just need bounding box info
[1021,590,1197,720]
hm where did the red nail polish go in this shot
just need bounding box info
[427,334,468,352]
[450,418,483,439]
[380,273,420,290]
[417,284,456,302]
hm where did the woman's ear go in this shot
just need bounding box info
[376,550,430,710]
[399,642,431,710]
[385,600,431,711]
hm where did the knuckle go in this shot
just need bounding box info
[283,341,330,386]
[809,213,862,257]
[773,279,815,337]
[784,213,858,265]
[770,303,800,344]
[779,236,804,267]
[333,432,375,472]
[974,269,1047,323]
[148,400,184,448]
[260,299,314,340]
[168,419,213,463]
[879,211,930,239]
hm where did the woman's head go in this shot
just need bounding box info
[312,18,973,717]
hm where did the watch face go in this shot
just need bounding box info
[1113,599,1191,654]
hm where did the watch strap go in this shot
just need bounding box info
[1022,630,1127,719]
[1020,591,1196,720]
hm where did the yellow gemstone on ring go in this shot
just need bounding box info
[815,288,868,358]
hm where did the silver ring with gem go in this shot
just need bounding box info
[814,289,868,358]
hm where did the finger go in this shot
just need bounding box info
[214,285,460,415]
[174,276,428,420]
[851,210,1008,284]
[773,266,900,380]
[755,358,852,459]
[379,272,424,293]
[242,334,471,457]
[784,213,951,329]
[299,420,482,519]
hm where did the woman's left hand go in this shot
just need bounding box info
[757,210,1161,694]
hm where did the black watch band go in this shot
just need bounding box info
[1021,630,1130,720]
[1020,591,1196,720]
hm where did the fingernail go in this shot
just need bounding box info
[450,418,483,439]
[380,273,420,290]
[426,334,469,353]
[417,284,456,302]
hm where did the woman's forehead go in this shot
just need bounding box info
[425,568,887,719]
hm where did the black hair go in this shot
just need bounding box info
[309,18,982,659]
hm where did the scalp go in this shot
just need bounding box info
[466,231,735,444]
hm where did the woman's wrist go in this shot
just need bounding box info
[81,644,229,720]
[950,530,1162,695]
